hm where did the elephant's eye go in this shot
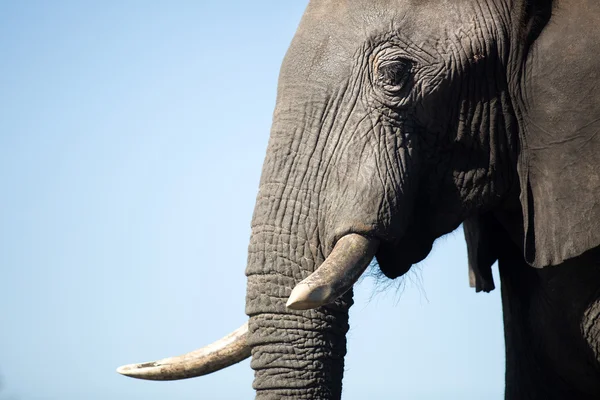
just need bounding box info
[376,60,411,91]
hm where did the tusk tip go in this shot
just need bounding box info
[116,364,134,376]
[116,361,161,378]
[286,283,330,310]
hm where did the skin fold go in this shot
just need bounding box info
[122,0,600,398]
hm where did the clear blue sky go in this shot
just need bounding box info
[0,2,505,399]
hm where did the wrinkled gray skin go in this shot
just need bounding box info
[242,0,600,398]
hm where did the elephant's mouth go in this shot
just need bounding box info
[376,233,435,279]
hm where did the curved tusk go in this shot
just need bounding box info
[286,234,379,310]
[116,323,251,381]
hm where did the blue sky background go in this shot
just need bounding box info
[0,2,505,399]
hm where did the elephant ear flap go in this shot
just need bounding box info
[516,5,600,268]
[463,214,500,293]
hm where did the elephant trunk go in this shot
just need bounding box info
[244,192,353,398]
[241,90,378,396]
[246,281,352,399]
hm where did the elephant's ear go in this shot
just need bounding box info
[516,5,600,268]
[463,214,500,293]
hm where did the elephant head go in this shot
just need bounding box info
[118,0,600,398]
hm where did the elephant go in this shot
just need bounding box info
[117,0,600,398]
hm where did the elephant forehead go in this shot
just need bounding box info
[281,0,471,86]
[303,0,456,26]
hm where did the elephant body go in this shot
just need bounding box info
[120,0,600,398]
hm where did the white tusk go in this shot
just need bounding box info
[116,323,251,381]
[286,234,379,310]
